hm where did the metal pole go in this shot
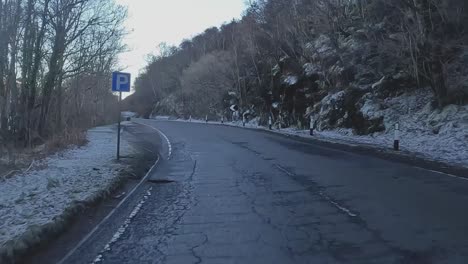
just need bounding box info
[117,92,122,160]
[269,116,272,130]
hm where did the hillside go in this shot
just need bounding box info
[128,0,468,165]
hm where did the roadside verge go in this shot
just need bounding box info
[0,125,142,263]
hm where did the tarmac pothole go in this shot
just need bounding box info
[147,179,176,184]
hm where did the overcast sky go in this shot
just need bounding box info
[115,0,246,86]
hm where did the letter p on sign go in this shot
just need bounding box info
[112,72,131,92]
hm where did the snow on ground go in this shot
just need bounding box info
[275,125,467,168]
[346,88,468,167]
[0,125,136,254]
[288,92,468,167]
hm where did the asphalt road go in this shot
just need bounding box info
[61,119,468,264]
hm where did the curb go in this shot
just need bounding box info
[56,124,163,264]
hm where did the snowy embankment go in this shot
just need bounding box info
[154,89,468,168]
[0,125,135,261]
[311,88,468,168]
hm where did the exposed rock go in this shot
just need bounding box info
[316,90,346,131]
[358,93,382,119]
[355,71,377,86]
[314,89,386,135]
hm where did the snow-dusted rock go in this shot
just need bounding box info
[358,93,382,120]
[309,87,468,167]
[316,91,346,130]
[340,35,362,52]
[283,75,299,86]
[303,63,320,78]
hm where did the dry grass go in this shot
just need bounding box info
[45,129,89,154]
[1,129,89,180]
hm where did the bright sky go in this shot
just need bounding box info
[115,0,246,87]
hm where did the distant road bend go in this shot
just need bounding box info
[62,119,468,264]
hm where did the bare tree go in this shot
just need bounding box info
[38,0,126,135]
[0,0,126,153]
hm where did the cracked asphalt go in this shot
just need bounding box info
[63,120,468,264]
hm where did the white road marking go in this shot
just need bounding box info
[319,191,358,217]
[274,164,294,176]
[416,167,468,182]
[93,187,153,263]
[135,121,173,159]
[274,164,358,218]
[57,156,160,264]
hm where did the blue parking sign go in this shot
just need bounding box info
[112,72,131,92]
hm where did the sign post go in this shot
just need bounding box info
[310,115,314,136]
[394,123,400,151]
[112,72,131,160]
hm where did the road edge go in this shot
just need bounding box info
[132,120,173,160]
[155,118,468,179]
[56,153,162,264]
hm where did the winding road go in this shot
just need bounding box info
[60,119,468,264]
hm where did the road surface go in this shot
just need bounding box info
[61,119,468,264]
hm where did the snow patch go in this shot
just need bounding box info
[303,63,320,77]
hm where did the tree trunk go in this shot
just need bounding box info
[0,0,7,131]
[38,27,66,136]
[414,0,447,107]
[27,0,50,142]
[55,71,64,133]
[19,0,35,143]
[7,0,22,138]
[430,43,447,107]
